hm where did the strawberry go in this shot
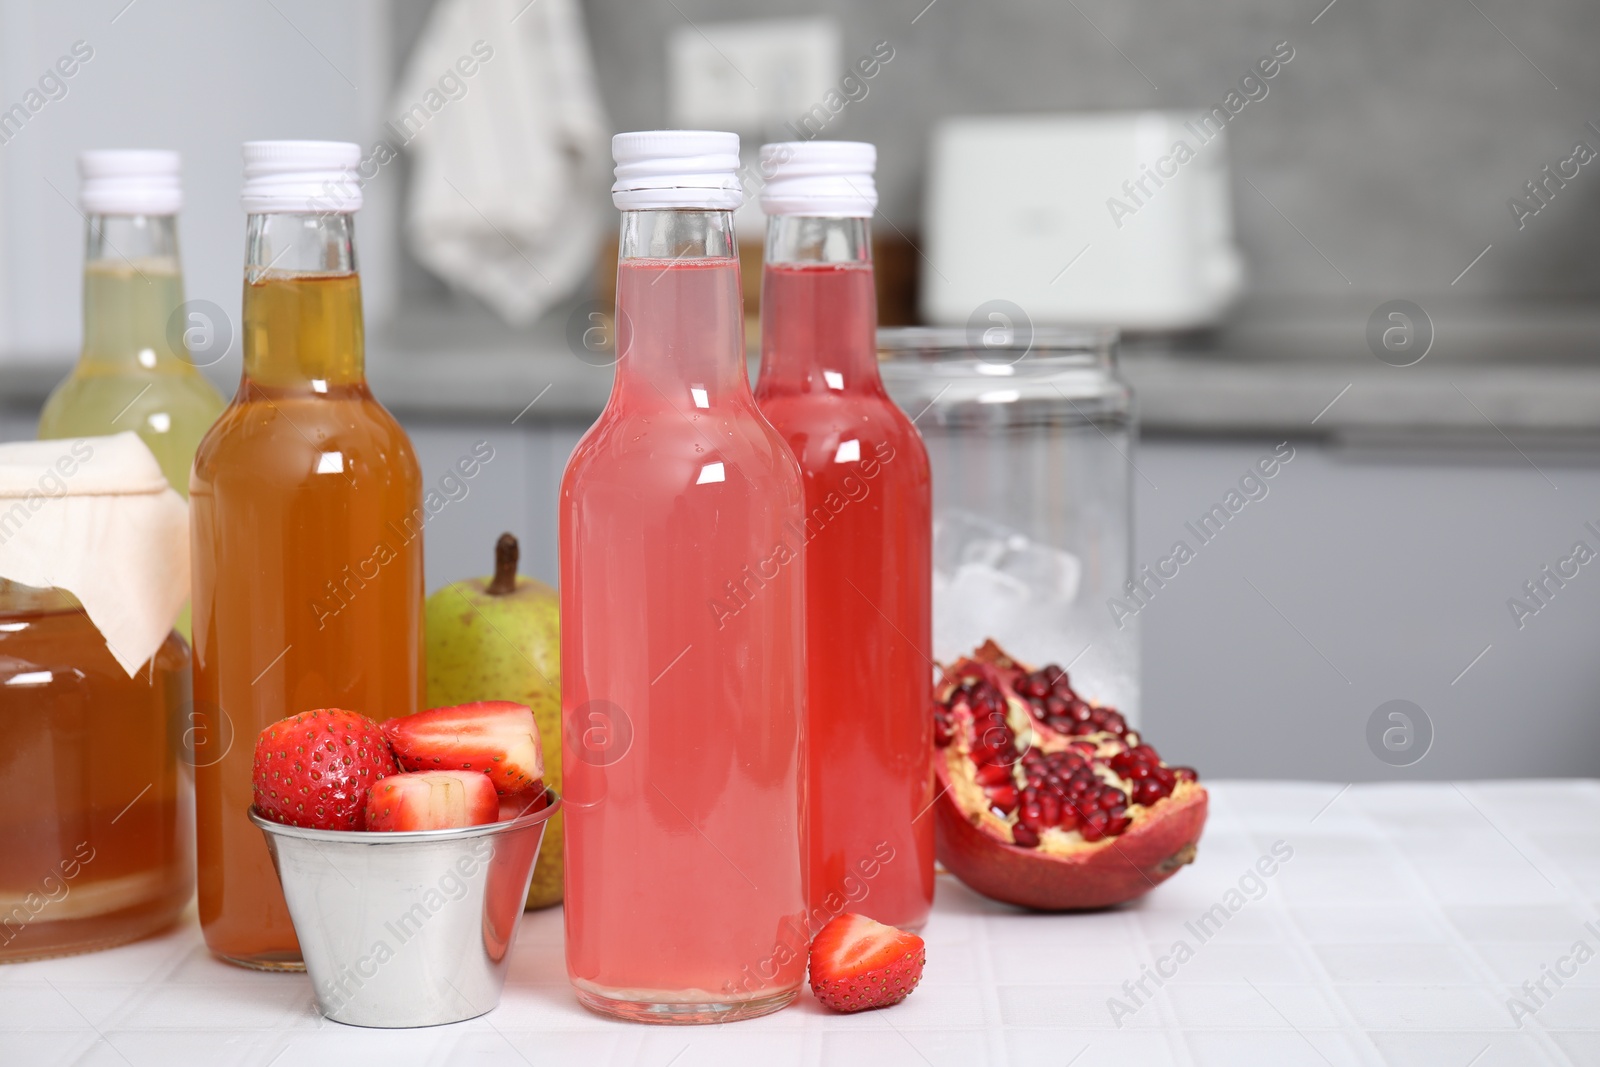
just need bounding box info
[252,708,397,831]
[497,788,549,822]
[808,913,926,1013]
[382,701,544,795]
[364,770,499,831]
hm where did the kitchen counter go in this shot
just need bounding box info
[6,780,1595,1065]
[7,304,1600,440]
[371,301,1600,441]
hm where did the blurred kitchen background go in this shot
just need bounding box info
[2,0,1599,781]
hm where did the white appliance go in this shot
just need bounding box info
[921,112,1245,331]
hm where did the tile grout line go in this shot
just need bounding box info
[1273,782,1405,1066]
[1348,784,1580,1066]
[1166,782,1317,1064]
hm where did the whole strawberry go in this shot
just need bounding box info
[809,913,926,1013]
[252,709,397,831]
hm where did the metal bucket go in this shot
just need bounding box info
[251,789,561,1028]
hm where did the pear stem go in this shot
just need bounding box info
[487,533,519,595]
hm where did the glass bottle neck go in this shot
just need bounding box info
[242,213,365,388]
[764,215,871,266]
[758,215,881,392]
[618,208,738,261]
[613,209,748,395]
[80,214,189,373]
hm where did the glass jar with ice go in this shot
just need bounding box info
[879,327,1138,723]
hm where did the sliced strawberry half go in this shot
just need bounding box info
[497,788,549,822]
[382,701,544,795]
[364,770,499,831]
[808,913,926,1014]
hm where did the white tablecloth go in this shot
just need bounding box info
[5,781,1598,1066]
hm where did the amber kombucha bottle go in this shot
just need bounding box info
[189,142,424,969]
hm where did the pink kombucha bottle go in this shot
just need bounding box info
[754,142,934,932]
[560,132,808,1023]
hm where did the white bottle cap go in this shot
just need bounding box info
[758,141,877,218]
[78,150,182,216]
[241,140,363,214]
[612,130,743,211]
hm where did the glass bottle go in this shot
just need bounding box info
[189,142,425,969]
[753,142,934,932]
[39,151,224,496]
[561,131,807,1022]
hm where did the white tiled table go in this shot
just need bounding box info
[5,781,1598,1066]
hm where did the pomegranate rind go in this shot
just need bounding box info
[935,760,1208,910]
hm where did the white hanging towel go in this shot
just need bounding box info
[392,0,610,325]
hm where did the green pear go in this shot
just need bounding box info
[426,532,563,908]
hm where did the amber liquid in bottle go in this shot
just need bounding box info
[189,214,423,969]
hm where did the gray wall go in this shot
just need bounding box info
[0,1,398,357]
[403,413,1600,783]
[581,0,1600,312]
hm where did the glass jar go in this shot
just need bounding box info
[0,581,194,962]
[878,327,1139,723]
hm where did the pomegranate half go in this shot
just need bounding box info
[933,640,1207,910]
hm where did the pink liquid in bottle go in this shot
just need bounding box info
[560,201,808,1022]
[756,217,935,932]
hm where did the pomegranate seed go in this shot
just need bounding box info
[981,731,1012,752]
[976,762,1014,786]
[986,783,1019,812]
[938,642,1201,847]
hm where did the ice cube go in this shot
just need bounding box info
[994,534,1081,604]
[934,561,1030,662]
[933,509,1081,604]
[932,510,1011,575]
